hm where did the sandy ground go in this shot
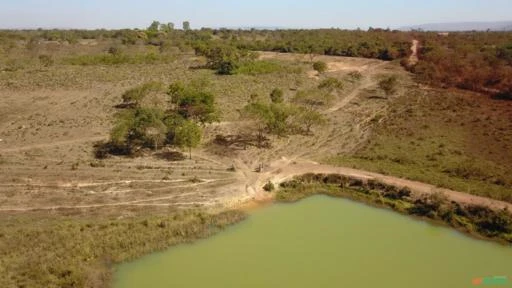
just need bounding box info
[1,46,510,213]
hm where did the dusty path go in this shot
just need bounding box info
[409,39,419,66]
[0,136,107,153]
[327,62,387,113]
[254,159,512,211]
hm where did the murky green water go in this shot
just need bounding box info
[115,196,512,288]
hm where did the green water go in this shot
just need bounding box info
[115,196,512,288]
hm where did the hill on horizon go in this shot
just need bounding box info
[401,21,512,32]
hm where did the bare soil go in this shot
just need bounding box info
[1,48,510,213]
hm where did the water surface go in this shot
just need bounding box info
[115,196,512,288]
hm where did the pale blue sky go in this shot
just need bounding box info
[1,0,511,29]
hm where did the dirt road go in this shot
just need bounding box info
[250,159,512,211]
[409,39,419,65]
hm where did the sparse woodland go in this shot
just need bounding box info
[2,25,511,97]
[1,22,512,288]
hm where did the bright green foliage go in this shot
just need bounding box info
[174,120,202,159]
[318,77,344,91]
[194,44,256,75]
[168,81,218,124]
[313,61,327,73]
[270,88,284,103]
[111,107,167,150]
[110,110,135,147]
[108,81,216,155]
[242,102,296,137]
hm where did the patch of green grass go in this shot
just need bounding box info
[235,60,302,75]
[63,53,176,66]
[0,209,245,288]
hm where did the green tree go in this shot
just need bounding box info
[168,82,218,124]
[270,88,284,103]
[148,21,160,32]
[175,120,202,159]
[121,81,164,108]
[241,102,272,147]
[110,110,135,148]
[183,21,191,31]
[295,107,326,134]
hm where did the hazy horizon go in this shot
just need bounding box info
[1,0,512,30]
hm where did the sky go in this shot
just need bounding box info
[1,0,511,30]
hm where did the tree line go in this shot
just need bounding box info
[2,24,511,98]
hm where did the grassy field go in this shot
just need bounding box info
[326,88,512,203]
[0,208,245,288]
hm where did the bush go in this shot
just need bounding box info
[348,71,363,81]
[217,60,238,75]
[121,81,164,107]
[378,76,398,96]
[270,88,284,103]
[318,77,344,91]
[263,181,275,192]
[313,61,327,73]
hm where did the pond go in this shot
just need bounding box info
[115,196,512,288]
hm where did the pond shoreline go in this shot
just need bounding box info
[272,173,512,245]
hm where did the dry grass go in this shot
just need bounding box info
[327,88,512,202]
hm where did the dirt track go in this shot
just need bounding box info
[409,39,419,65]
[1,47,510,213]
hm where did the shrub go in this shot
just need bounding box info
[270,88,284,103]
[378,75,398,96]
[263,181,275,192]
[348,71,363,81]
[318,77,344,91]
[313,61,327,73]
[121,81,164,107]
[38,54,54,67]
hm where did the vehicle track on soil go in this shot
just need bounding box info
[2,46,510,213]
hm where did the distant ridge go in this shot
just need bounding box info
[401,21,512,32]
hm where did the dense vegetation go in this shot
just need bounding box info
[410,32,512,98]
[0,209,245,288]
[277,173,512,244]
[97,81,216,158]
[2,25,510,97]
